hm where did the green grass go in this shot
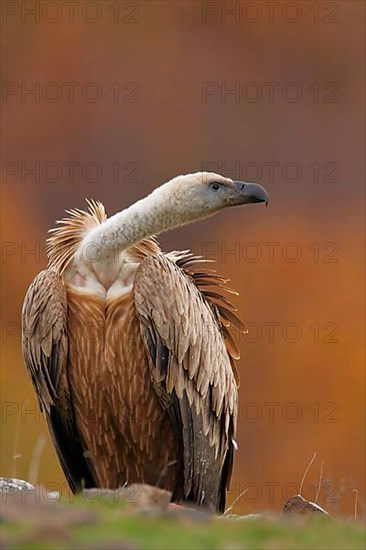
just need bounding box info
[1,495,365,550]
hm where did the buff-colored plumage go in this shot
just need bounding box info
[22,173,268,512]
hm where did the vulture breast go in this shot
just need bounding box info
[64,256,179,490]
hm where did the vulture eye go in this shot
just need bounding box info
[210,182,221,192]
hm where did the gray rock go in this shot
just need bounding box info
[0,478,35,493]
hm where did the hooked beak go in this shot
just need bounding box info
[233,181,269,206]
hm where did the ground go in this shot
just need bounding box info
[1,487,365,550]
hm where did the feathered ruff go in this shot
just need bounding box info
[46,199,161,275]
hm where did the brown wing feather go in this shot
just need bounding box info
[173,251,242,386]
[133,253,239,513]
[21,269,96,491]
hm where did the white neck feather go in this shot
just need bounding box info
[78,179,196,264]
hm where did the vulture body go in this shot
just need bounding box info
[22,172,268,512]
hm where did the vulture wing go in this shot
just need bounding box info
[133,253,241,512]
[21,269,95,492]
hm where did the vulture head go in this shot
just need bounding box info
[155,172,269,225]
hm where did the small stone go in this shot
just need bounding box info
[283,494,329,516]
[0,477,35,493]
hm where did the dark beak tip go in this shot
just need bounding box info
[234,180,269,206]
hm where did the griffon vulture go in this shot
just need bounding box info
[22,172,268,513]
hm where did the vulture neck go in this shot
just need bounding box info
[80,184,192,263]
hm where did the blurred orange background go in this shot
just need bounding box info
[1,1,364,518]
